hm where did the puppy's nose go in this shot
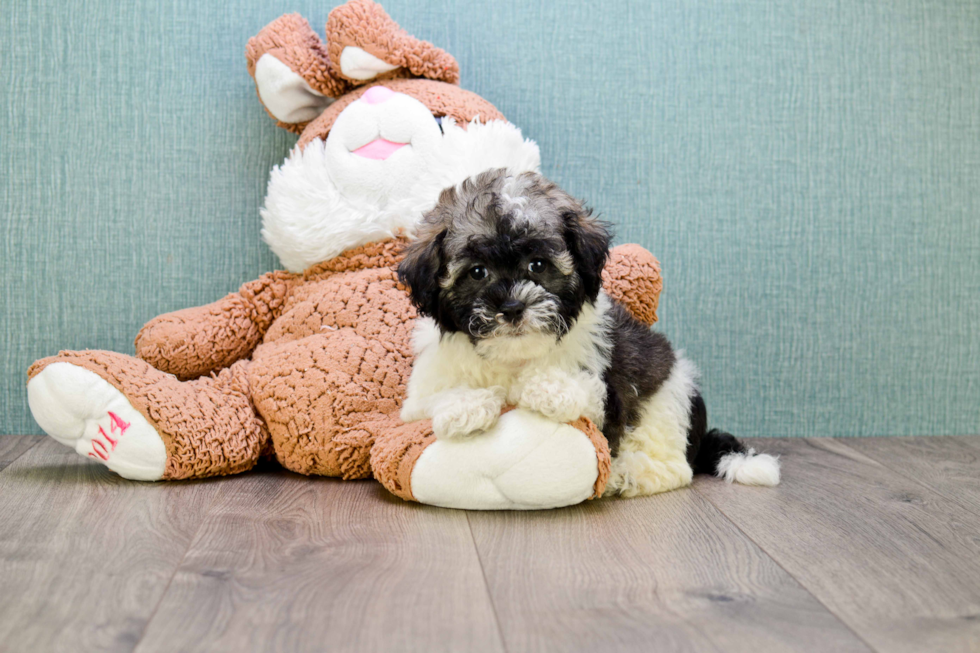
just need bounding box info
[499,299,526,321]
[362,85,395,104]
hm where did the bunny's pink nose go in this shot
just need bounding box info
[362,86,395,104]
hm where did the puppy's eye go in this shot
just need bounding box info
[528,259,547,274]
[469,266,488,281]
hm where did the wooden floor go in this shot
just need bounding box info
[1,436,979,652]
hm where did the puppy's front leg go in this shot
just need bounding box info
[516,368,605,425]
[427,387,506,440]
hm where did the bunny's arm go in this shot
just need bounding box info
[134,271,295,380]
[602,244,663,327]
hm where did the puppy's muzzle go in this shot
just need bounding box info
[497,298,525,323]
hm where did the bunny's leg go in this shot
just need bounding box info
[28,351,268,480]
[372,409,611,510]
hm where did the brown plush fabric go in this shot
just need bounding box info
[370,419,436,501]
[245,14,344,95]
[603,243,662,327]
[28,352,266,480]
[135,271,295,381]
[296,78,506,150]
[246,239,416,479]
[301,237,407,278]
[568,417,611,499]
[325,0,459,85]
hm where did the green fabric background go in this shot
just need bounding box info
[2,0,978,437]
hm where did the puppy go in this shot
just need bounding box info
[398,170,779,496]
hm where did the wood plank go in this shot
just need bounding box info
[0,434,42,472]
[844,436,980,518]
[0,438,224,652]
[135,468,505,653]
[468,486,871,653]
[695,438,980,653]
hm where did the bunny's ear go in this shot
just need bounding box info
[246,14,349,131]
[325,0,459,85]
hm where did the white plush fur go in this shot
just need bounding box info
[254,54,333,124]
[261,90,541,272]
[410,408,600,510]
[717,449,781,486]
[27,363,167,481]
[401,293,616,435]
[339,46,399,80]
[606,357,699,497]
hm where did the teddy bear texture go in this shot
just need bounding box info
[26,0,663,510]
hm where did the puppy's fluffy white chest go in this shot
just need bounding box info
[402,293,615,428]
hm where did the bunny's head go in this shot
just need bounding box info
[246,1,541,272]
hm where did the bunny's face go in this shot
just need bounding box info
[260,82,540,273]
[246,4,541,272]
[323,86,445,200]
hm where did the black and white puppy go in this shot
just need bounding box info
[398,170,779,496]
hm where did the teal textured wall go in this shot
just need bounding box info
[2,0,978,437]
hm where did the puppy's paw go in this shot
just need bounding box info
[517,368,601,424]
[430,387,505,440]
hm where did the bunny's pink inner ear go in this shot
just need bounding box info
[325,0,460,85]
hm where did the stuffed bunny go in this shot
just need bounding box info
[27,0,663,509]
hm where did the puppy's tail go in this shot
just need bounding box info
[687,393,781,486]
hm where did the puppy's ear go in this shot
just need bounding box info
[398,226,447,317]
[562,204,611,301]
